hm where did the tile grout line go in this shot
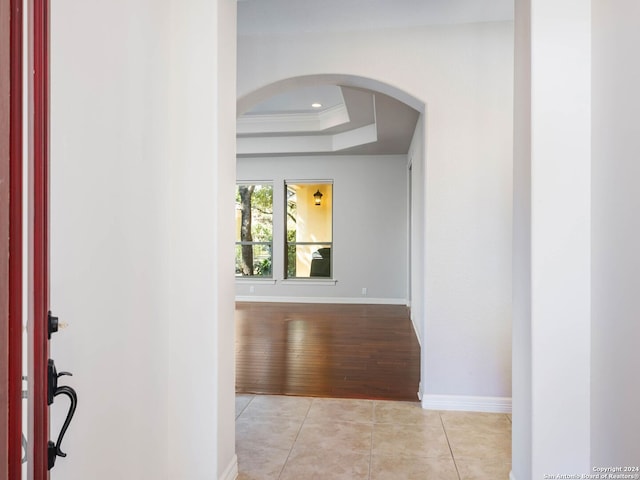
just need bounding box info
[236,394,255,419]
[368,401,376,480]
[439,412,462,480]
[276,396,315,480]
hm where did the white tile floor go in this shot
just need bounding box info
[236,394,512,480]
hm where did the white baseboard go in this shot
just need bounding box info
[408,310,421,346]
[220,454,238,480]
[235,295,407,305]
[510,471,517,480]
[422,394,512,413]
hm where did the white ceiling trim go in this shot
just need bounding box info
[332,123,377,151]
[237,103,351,135]
[237,122,378,155]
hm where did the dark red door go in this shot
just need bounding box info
[4,2,74,478]
[2,0,53,478]
[31,1,77,476]
[1,0,24,478]
[31,0,51,478]
[29,0,63,477]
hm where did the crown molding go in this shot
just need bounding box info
[237,122,377,155]
[237,103,351,134]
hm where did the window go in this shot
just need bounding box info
[286,182,333,278]
[235,183,273,277]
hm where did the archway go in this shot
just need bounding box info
[236,74,428,400]
[238,74,425,115]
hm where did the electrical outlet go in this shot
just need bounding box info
[249,285,255,293]
[361,287,367,296]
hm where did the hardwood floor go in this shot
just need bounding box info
[235,302,421,402]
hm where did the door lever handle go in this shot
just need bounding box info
[48,385,78,470]
[48,359,72,406]
[47,358,78,469]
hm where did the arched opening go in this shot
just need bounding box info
[235,74,427,401]
[238,74,425,115]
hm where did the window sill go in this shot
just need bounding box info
[235,278,338,286]
[235,278,277,285]
[280,279,337,286]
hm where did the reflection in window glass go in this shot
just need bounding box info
[286,182,333,278]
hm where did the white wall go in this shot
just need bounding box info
[408,115,425,345]
[50,2,171,477]
[530,0,592,474]
[591,0,640,466]
[513,0,592,477]
[238,21,514,405]
[515,1,640,476]
[512,0,532,477]
[167,0,237,479]
[49,1,237,479]
[236,155,408,303]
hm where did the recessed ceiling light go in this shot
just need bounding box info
[311,103,322,108]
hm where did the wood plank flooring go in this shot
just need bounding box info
[235,302,421,402]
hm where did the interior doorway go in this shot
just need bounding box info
[235,75,427,400]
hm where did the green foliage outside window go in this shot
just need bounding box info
[235,184,273,277]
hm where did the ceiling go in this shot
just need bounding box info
[237,0,514,36]
[236,0,514,158]
[237,86,420,157]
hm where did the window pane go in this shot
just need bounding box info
[285,182,332,278]
[236,184,273,242]
[286,183,332,243]
[236,183,273,277]
[286,244,331,278]
[235,244,272,277]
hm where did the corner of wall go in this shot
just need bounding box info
[220,454,238,480]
